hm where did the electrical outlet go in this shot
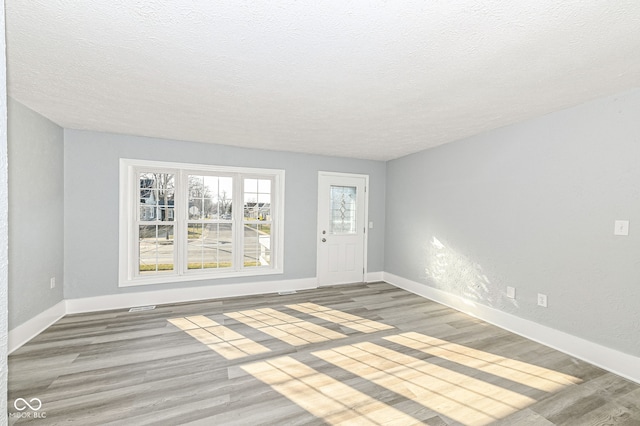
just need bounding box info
[614,220,629,236]
[506,286,516,299]
[50,277,56,289]
[537,293,547,307]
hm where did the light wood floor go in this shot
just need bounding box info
[8,282,640,425]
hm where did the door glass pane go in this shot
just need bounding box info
[187,223,233,270]
[330,186,357,234]
[139,225,174,274]
[139,173,175,221]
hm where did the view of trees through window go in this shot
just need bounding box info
[139,173,175,273]
[136,171,274,275]
[187,175,233,271]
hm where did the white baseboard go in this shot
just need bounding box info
[9,300,66,354]
[366,271,384,282]
[65,277,318,314]
[9,277,318,354]
[383,272,640,385]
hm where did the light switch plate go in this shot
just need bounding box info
[506,286,516,299]
[614,220,629,236]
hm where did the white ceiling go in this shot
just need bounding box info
[6,1,640,161]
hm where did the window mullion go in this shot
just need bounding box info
[175,170,185,275]
[234,173,244,271]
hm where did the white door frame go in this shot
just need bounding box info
[316,171,369,286]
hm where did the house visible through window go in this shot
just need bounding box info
[119,159,285,287]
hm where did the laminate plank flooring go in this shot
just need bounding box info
[8,282,640,425]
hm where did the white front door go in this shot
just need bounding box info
[317,172,368,286]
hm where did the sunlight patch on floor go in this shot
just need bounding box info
[168,315,270,359]
[172,307,581,425]
[313,341,545,425]
[241,356,423,425]
[286,302,395,333]
[385,332,581,392]
[226,308,347,346]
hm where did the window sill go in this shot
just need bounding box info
[119,267,284,288]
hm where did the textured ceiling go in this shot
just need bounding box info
[5,1,640,161]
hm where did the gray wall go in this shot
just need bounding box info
[1,2,9,413]
[8,98,65,328]
[64,130,386,299]
[385,89,640,357]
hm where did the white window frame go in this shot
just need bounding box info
[119,159,285,287]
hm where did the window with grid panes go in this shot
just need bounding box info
[119,159,284,287]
